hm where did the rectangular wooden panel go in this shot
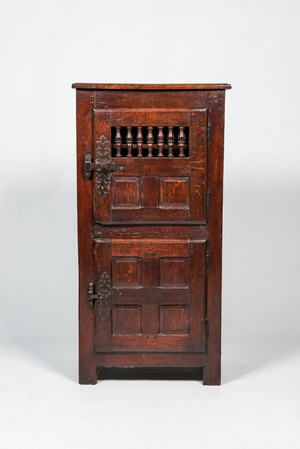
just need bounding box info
[111,109,190,126]
[160,306,188,334]
[160,258,189,288]
[159,177,189,209]
[94,91,208,110]
[112,158,190,176]
[112,257,142,288]
[112,240,189,258]
[111,176,141,208]
[112,306,142,334]
[111,208,189,223]
[112,289,189,305]
[94,225,208,241]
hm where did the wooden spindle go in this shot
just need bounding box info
[137,126,143,157]
[126,126,133,157]
[157,126,164,157]
[167,126,174,157]
[115,127,122,157]
[178,126,185,157]
[147,126,153,157]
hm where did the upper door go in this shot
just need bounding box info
[92,108,207,223]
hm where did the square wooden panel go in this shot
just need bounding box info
[112,257,142,288]
[111,176,141,208]
[160,258,189,288]
[159,177,189,209]
[112,306,142,334]
[160,306,188,334]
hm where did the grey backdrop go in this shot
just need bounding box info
[1,0,299,342]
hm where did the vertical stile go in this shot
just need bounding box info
[115,126,122,157]
[157,126,164,157]
[167,126,174,157]
[178,126,185,157]
[137,126,143,157]
[126,126,133,157]
[147,126,154,157]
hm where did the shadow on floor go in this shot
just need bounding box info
[7,336,300,385]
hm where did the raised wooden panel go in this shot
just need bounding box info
[112,257,141,288]
[160,306,188,334]
[112,289,189,305]
[160,258,189,288]
[112,306,142,334]
[111,176,141,208]
[160,177,189,208]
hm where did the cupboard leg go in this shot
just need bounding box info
[203,361,221,386]
[79,362,97,385]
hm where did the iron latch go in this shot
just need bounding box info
[85,135,116,198]
[88,271,112,321]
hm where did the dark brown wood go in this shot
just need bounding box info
[167,127,174,157]
[147,127,154,157]
[72,83,231,90]
[157,126,164,157]
[76,90,97,384]
[137,126,143,157]
[111,109,190,126]
[94,90,207,110]
[115,126,122,157]
[126,127,133,157]
[74,83,230,385]
[178,127,185,157]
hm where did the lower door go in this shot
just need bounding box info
[93,238,206,353]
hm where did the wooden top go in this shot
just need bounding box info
[72,83,231,90]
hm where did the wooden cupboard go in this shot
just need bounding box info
[72,83,231,384]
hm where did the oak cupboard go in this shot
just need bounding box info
[72,83,231,384]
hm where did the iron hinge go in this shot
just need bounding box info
[87,272,112,321]
[84,135,116,199]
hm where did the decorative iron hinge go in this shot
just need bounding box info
[87,271,112,321]
[84,135,116,199]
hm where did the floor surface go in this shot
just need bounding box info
[1,336,299,449]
